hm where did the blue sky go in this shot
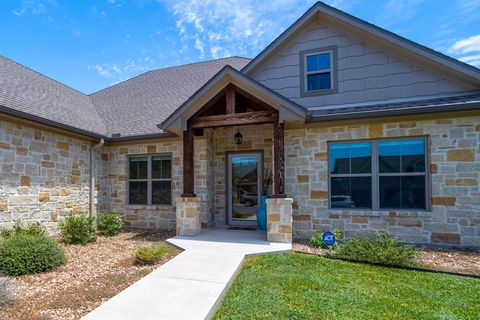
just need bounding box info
[1,0,479,94]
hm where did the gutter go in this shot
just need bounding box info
[307,100,480,122]
[89,139,104,217]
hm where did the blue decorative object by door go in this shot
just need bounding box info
[257,195,268,230]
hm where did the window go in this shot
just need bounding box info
[301,47,336,95]
[128,155,172,205]
[329,138,428,210]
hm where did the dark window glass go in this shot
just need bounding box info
[307,53,330,71]
[330,142,371,174]
[152,181,172,205]
[380,176,426,209]
[152,155,171,179]
[129,157,147,179]
[331,177,372,209]
[129,181,147,204]
[307,73,331,91]
[379,139,425,173]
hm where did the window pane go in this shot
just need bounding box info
[330,142,371,174]
[331,177,372,209]
[379,139,425,173]
[152,155,171,179]
[307,73,331,91]
[129,157,147,179]
[129,181,147,204]
[379,176,426,209]
[152,181,171,205]
[307,53,330,71]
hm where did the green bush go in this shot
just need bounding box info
[60,214,96,244]
[328,232,418,267]
[0,221,46,239]
[97,211,123,236]
[135,243,171,265]
[310,229,341,249]
[0,234,66,276]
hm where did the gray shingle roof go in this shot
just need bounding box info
[0,55,107,135]
[309,93,480,120]
[90,57,251,137]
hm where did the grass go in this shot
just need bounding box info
[214,253,480,320]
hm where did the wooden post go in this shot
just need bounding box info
[273,120,286,198]
[226,84,235,114]
[182,128,195,197]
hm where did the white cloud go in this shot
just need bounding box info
[11,0,52,17]
[449,35,480,54]
[375,0,425,28]
[161,0,347,60]
[459,54,480,67]
[89,56,163,84]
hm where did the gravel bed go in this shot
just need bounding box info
[293,240,480,275]
[0,231,179,320]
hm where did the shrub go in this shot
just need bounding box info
[97,211,123,236]
[60,214,96,244]
[0,277,16,306]
[0,222,46,239]
[310,229,341,249]
[328,232,418,267]
[0,234,66,276]
[135,243,171,265]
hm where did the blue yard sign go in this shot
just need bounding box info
[322,230,336,246]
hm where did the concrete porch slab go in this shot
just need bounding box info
[82,229,291,320]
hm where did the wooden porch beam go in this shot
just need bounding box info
[226,84,235,114]
[182,128,195,197]
[189,110,277,129]
[273,120,286,197]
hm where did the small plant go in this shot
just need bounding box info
[0,234,66,276]
[0,221,46,239]
[310,229,341,249]
[328,232,418,267]
[135,243,172,265]
[60,214,96,244]
[0,277,16,306]
[97,211,123,236]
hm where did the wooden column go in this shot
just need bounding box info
[226,84,235,114]
[273,120,286,198]
[182,128,195,197]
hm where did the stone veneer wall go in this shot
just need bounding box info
[100,140,183,230]
[194,129,215,228]
[285,114,480,247]
[212,124,274,226]
[0,119,94,233]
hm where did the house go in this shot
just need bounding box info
[0,2,479,248]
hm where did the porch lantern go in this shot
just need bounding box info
[234,128,243,145]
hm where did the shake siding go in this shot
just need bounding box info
[251,22,476,108]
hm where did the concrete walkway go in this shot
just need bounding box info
[82,229,291,320]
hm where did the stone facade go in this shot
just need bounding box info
[176,197,201,236]
[267,198,293,243]
[0,119,94,232]
[285,114,480,247]
[98,139,183,230]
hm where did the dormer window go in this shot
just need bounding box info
[300,47,337,96]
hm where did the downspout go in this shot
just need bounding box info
[89,139,105,217]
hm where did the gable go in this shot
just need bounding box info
[249,17,479,110]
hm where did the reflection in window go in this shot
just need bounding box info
[329,142,372,209]
[305,51,333,91]
[329,138,427,210]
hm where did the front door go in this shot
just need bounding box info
[227,152,262,227]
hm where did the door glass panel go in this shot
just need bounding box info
[231,155,259,223]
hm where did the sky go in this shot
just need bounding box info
[0,0,479,94]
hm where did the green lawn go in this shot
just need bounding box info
[214,253,480,320]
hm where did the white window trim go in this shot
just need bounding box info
[304,50,334,92]
[327,136,430,211]
[127,154,173,206]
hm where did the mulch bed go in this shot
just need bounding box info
[293,240,480,276]
[0,231,179,320]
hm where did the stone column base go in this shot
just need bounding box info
[176,197,201,236]
[266,198,293,243]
